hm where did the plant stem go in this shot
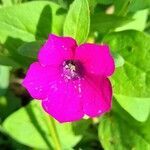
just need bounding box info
[48,117,62,150]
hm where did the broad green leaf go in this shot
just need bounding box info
[114,0,131,16]
[1,0,20,6]
[0,1,65,66]
[0,125,29,150]
[18,41,43,59]
[96,0,113,5]
[114,94,150,122]
[128,0,150,12]
[50,0,74,8]
[1,0,13,6]
[116,9,149,31]
[3,100,81,149]
[0,55,20,67]
[98,110,150,150]
[91,13,132,33]
[104,30,150,122]
[0,1,65,43]
[94,0,150,13]
[114,0,150,15]
[63,0,90,44]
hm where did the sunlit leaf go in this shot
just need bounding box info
[104,30,150,122]
[3,100,81,149]
[64,0,90,44]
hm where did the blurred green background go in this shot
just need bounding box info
[0,0,150,149]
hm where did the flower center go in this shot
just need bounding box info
[62,60,84,80]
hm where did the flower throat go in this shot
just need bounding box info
[62,60,84,80]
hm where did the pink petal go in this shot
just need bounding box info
[42,79,84,123]
[82,75,112,117]
[75,43,115,76]
[22,62,59,99]
[38,34,77,66]
[41,75,112,123]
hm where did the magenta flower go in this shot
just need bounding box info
[22,34,115,123]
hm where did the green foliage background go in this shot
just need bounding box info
[0,0,150,149]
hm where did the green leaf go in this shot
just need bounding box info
[1,0,13,6]
[1,0,20,6]
[114,0,150,15]
[116,9,149,31]
[96,0,113,5]
[2,100,81,149]
[0,1,65,67]
[91,13,132,33]
[50,0,74,8]
[63,0,90,44]
[128,0,150,12]
[104,30,150,122]
[0,1,65,43]
[114,94,150,122]
[114,0,131,16]
[18,41,43,59]
[98,109,150,150]
[0,55,20,67]
[96,0,150,14]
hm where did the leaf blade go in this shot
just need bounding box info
[104,30,150,122]
[63,0,90,44]
[2,100,81,149]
